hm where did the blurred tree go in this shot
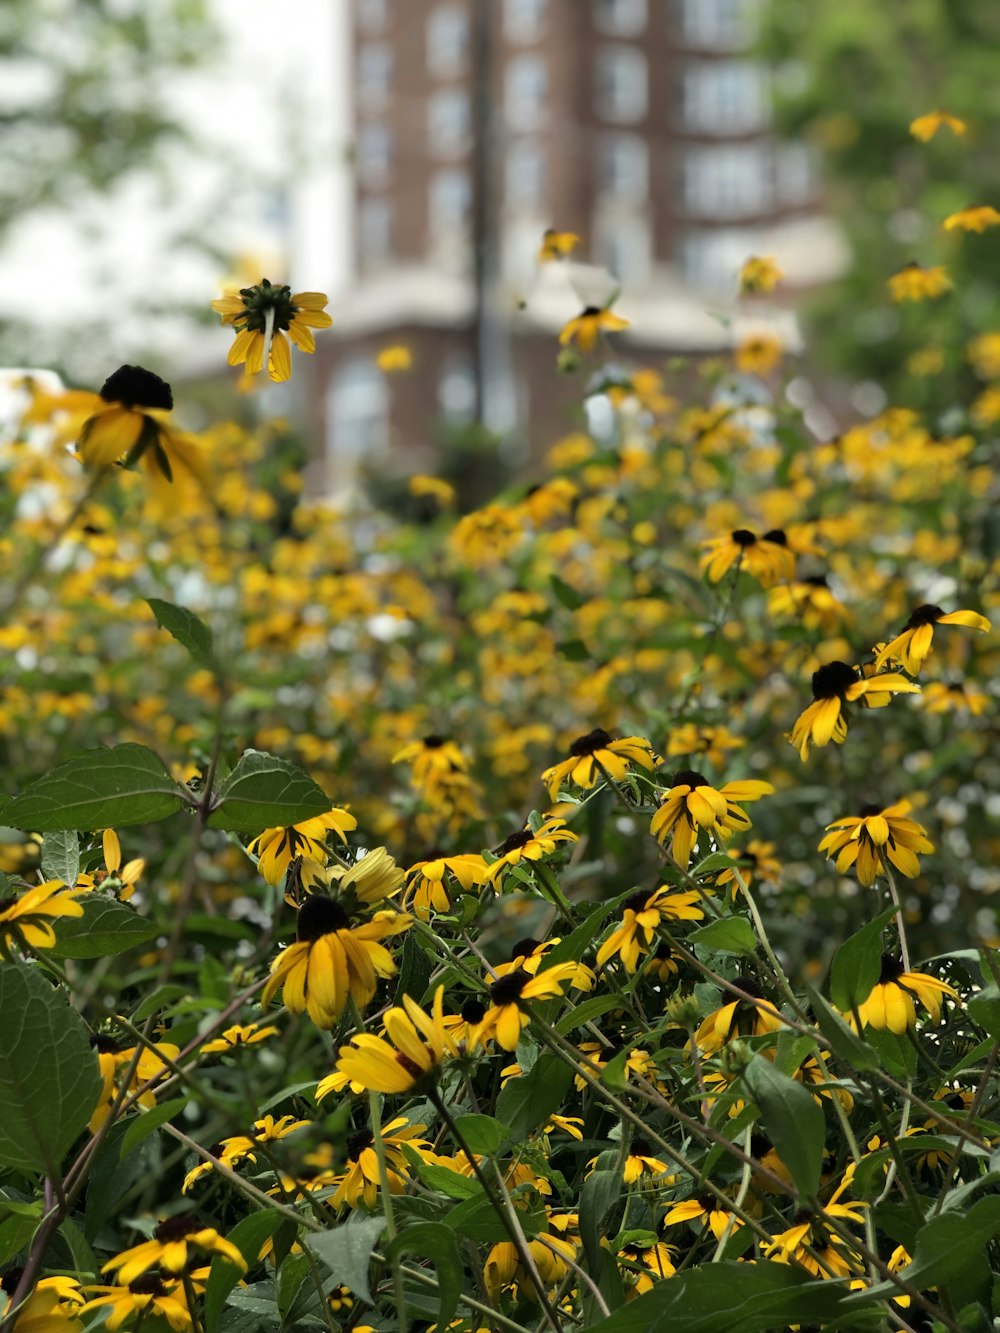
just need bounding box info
[0,0,216,230]
[761,0,1000,408]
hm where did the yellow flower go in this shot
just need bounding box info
[74,829,145,900]
[596,887,704,972]
[376,344,412,372]
[887,263,952,302]
[854,956,958,1033]
[620,1240,677,1295]
[559,305,630,352]
[788,661,920,761]
[407,474,456,507]
[662,1196,742,1242]
[392,734,469,783]
[332,985,457,1093]
[82,1275,190,1331]
[714,840,782,895]
[735,331,783,375]
[539,228,580,261]
[690,975,785,1056]
[875,604,990,674]
[211,280,332,382]
[910,110,967,141]
[200,1022,280,1055]
[765,1199,867,1277]
[246,808,357,887]
[739,255,783,293]
[331,1118,431,1209]
[261,896,409,1029]
[921,679,990,715]
[943,205,1000,233]
[540,728,657,800]
[0,879,85,957]
[699,528,796,586]
[621,1137,674,1185]
[2,1276,85,1333]
[403,851,488,916]
[325,846,406,906]
[78,365,202,486]
[472,963,580,1051]
[102,1217,247,1285]
[967,331,1000,379]
[484,818,578,886]
[650,771,774,869]
[819,800,934,886]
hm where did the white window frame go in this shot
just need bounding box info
[683,144,771,218]
[505,138,547,210]
[430,167,472,232]
[356,123,393,187]
[357,42,393,112]
[428,87,471,156]
[593,0,647,37]
[504,0,547,43]
[505,53,548,131]
[326,358,390,478]
[358,196,393,265]
[597,132,648,202]
[680,0,754,50]
[427,4,469,78]
[595,44,648,123]
[682,60,768,133]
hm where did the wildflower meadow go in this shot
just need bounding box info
[0,109,998,1333]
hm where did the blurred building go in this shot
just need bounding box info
[315,0,843,492]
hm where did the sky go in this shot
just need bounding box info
[0,0,350,377]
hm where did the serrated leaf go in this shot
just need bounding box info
[206,751,331,832]
[495,1054,574,1143]
[689,916,757,956]
[120,1097,188,1159]
[307,1214,385,1305]
[0,963,103,1173]
[1,744,189,832]
[805,985,880,1071]
[146,598,216,668]
[388,1222,463,1330]
[46,896,159,959]
[829,907,898,1013]
[40,830,80,887]
[205,1212,286,1333]
[742,1055,823,1200]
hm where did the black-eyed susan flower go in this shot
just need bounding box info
[261,893,409,1029]
[819,800,933,886]
[211,280,332,382]
[666,723,744,770]
[735,331,783,375]
[715,840,782,895]
[77,366,201,485]
[662,1196,742,1242]
[766,576,850,633]
[540,728,657,800]
[89,1035,182,1133]
[854,955,959,1033]
[82,1273,191,1331]
[689,975,784,1056]
[596,887,704,973]
[331,1118,431,1209]
[922,679,990,715]
[699,528,796,586]
[0,879,85,958]
[764,1199,867,1278]
[787,661,920,761]
[493,936,595,992]
[322,845,405,908]
[407,473,456,507]
[402,850,488,916]
[621,1137,675,1186]
[2,1275,85,1332]
[875,603,990,675]
[333,985,457,1093]
[739,254,783,294]
[484,818,578,887]
[649,771,774,869]
[910,109,966,141]
[392,734,469,782]
[887,262,952,302]
[75,829,145,900]
[619,1240,677,1295]
[559,305,630,352]
[484,1213,579,1302]
[200,1022,280,1056]
[246,808,356,888]
[539,228,580,261]
[182,1114,309,1193]
[472,963,579,1051]
[943,205,1000,232]
[102,1217,246,1285]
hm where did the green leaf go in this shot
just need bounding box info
[405,1153,482,1200]
[0,1206,41,1265]
[205,1211,287,1333]
[557,638,590,661]
[146,598,216,669]
[388,1222,463,1330]
[828,907,898,1012]
[133,983,188,1022]
[0,963,103,1173]
[550,574,586,610]
[46,896,159,959]
[307,1214,385,1305]
[865,1025,916,1079]
[969,984,1000,1038]
[120,1097,188,1160]
[0,744,189,832]
[742,1055,824,1200]
[442,1191,544,1243]
[585,1259,862,1332]
[600,1048,631,1090]
[58,1213,97,1279]
[805,985,880,1071]
[689,916,757,956]
[40,830,80,887]
[580,1167,621,1274]
[393,930,432,1005]
[690,851,740,877]
[453,1114,510,1157]
[555,994,625,1034]
[207,751,331,832]
[495,1054,574,1143]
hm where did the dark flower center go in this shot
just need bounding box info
[422,735,445,748]
[237,279,296,332]
[511,937,541,960]
[732,974,764,1000]
[494,829,533,855]
[0,1266,24,1293]
[490,968,531,1005]
[296,894,350,941]
[730,529,757,547]
[761,529,788,546]
[100,365,173,411]
[810,660,858,700]
[92,1033,121,1054]
[803,575,829,588]
[625,890,652,914]
[631,1135,652,1157]
[347,1129,374,1159]
[461,997,487,1023]
[859,803,883,818]
[903,604,944,629]
[568,727,612,757]
[581,305,602,317]
[671,769,708,789]
[879,954,905,983]
[129,1273,169,1296]
[154,1215,197,1243]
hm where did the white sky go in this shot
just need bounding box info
[0,0,351,375]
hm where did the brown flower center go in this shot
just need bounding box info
[296,894,350,941]
[100,365,173,411]
[490,968,531,1005]
[903,603,944,629]
[494,829,533,855]
[810,661,858,700]
[568,728,612,757]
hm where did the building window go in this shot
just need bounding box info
[596,213,651,286]
[680,0,754,50]
[356,123,393,187]
[357,43,393,111]
[682,60,768,133]
[358,196,393,265]
[506,139,546,211]
[439,353,476,422]
[777,143,817,205]
[680,227,762,292]
[595,45,647,123]
[326,359,390,479]
[427,4,469,78]
[593,0,647,36]
[684,144,771,217]
[430,168,472,232]
[357,0,389,33]
[504,0,547,43]
[505,54,548,131]
[597,133,648,202]
[428,87,471,156]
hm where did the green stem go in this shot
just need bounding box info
[368,1087,406,1333]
